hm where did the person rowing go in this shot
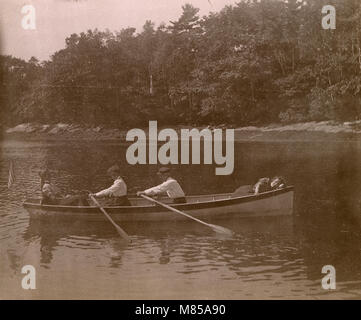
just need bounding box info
[89,165,131,206]
[137,167,186,204]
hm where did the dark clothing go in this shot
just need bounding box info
[41,195,89,206]
[100,196,131,207]
[173,197,187,204]
[41,196,58,205]
[59,195,89,206]
[114,196,131,206]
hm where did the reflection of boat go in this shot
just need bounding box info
[23,186,294,222]
[24,216,295,269]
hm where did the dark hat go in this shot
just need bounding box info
[157,167,170,174]
[107,165,120,175]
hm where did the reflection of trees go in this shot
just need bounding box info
[42,142,121,193]
[39,142,311,197]
[293,212,361,285]
[334,144,361,222]
[175,217,297,277]
[40,142,243,196]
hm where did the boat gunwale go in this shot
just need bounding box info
[23,186,294,213]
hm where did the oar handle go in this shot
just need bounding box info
[90,195,116,226]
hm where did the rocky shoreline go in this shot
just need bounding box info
[3,121,361,142]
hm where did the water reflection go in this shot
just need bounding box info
[22,215,306,279]
[1,139,361,298]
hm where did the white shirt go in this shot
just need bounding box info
[95,177,127,197]
[144,177,185,199]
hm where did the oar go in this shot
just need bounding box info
[89,194,131,242]
[140,194,233,236]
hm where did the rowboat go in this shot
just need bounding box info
[23,185,294,222]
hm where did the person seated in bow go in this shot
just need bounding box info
[252,177,271,195]
[270,176,286,190]
[137,167,186,204]
[89,165,131,206]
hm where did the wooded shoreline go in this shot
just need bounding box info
[1,1,361,131]
[3,121,361,142]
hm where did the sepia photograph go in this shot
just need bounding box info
[0,0,360,302]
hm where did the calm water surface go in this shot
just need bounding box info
[0,138,361,299]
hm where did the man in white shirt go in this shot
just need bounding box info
[90,165,131,206]
[137,167,186,204]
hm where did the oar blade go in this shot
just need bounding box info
[209,224,234,236]
[89,194,131,242]
[115,225,131,242]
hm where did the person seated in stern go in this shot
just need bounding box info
[252,177,271,195]
[39,169,89,206]
[137,167,186,204]
[89,165,131,206]
[39,169,59,205]
[270,176,286,190]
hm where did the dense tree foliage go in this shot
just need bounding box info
[1,0,360,128]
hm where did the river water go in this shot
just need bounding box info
[0,138,360,299]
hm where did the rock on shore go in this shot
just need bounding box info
[3,121,361,141]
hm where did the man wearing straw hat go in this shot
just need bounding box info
[137,167,186,204]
